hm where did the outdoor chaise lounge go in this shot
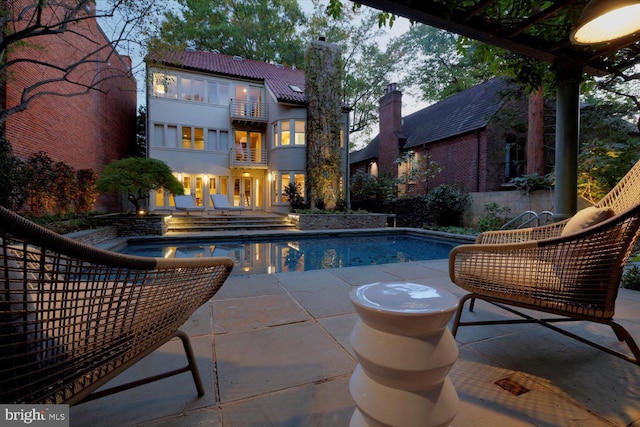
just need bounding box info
[450,158,640,365]
[210,194,244,214]
[174,194,205,215]
[0,205,234,404]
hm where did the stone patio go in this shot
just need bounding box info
[70,259,640,426]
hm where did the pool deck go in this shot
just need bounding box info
[70,258,640,426]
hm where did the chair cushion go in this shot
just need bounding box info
[561,206,615,236]
[457,252,561,295]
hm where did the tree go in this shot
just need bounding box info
[133,106,147,157]
[95,158,184,213]
[396,25,494,102]
[156,0,307,67]
[0,0,160,125]
[303,4,403,143]
[395,151,442,195]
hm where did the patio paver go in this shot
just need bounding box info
[70,259,640,426]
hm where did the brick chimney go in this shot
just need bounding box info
[378,83,402,178]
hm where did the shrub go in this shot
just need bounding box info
[0,134,30,211]
[425,184,471,227]
[75,169,97,213]
[622,266,640,291]
[350,171,394,212]
[284,182,306,210]
[53,161,76,214]
[477,202,512,232]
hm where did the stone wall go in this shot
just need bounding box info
[66,227,118,245]
[99,214,169,236]
[289,213,390,230]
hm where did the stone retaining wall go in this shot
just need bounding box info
[66,227,118,245]
[289,213,390,230]
[98,214,169,236]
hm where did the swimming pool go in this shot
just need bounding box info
[121,233,461,276]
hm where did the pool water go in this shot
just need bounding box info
[121,234,457,276]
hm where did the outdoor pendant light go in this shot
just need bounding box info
[571,0,640,44]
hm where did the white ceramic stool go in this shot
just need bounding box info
[349,282,459,427]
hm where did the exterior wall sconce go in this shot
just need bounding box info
[571,0,640,44]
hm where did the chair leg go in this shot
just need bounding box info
[175,330,205,397]
[451,294,474,337]
[451,295,640,366]
[78,330,205,404]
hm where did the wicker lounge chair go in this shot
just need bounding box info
[0,205,234,404]
[450,159,640,365]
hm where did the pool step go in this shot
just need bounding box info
[167,214,296,232]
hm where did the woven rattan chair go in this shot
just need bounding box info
[450,159,640,365]
[0,205,234,404]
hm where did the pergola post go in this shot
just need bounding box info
[553,62,583,220]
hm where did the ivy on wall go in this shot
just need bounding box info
[304,39,344,209]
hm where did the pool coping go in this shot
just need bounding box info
[120,227,476,249]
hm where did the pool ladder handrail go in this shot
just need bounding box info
[501,210,555,230]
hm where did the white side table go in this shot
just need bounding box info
[349,282,459,427]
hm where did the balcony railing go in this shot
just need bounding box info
[230,147,267,168]
[229,99,267,128]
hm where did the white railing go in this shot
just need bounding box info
[230,147,267,167]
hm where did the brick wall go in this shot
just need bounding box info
[3,1,137,211]
[377,84,402,178]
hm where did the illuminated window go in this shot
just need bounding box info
[180,127,205,150]
[182,127,192,149]
[281,121,290,146]
[294,121,305,145]
[153,73,177,99]
[181,78,193,100]
[194,128,204,150]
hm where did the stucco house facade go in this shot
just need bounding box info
[350,78,529,195]
[145,44,349,214]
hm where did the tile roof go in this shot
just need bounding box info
[350,78,513,163]
[146,49,307,104]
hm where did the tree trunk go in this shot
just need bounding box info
[526,86,545,175]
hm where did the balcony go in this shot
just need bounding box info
[230,146,267,169]
[229,99,267,129]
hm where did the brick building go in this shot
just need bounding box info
[2,1,137,210]
[350,78,529,194]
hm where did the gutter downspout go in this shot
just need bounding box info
[476,129,481,192]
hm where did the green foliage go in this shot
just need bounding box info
[395,151,443,194]
[397,25,494,102]
[424,184,471,227]
[156,0,306,67]
[52,162,76,214]
[27,152,56,214]
[349,172,395,211]
[133,106,147,158]
[75,169,97,214]
[578,103,640,203]
[304,6,402,139]
[27,212,105,235]
[304,40,344,209]
[284,182,305,210]
[477,202,512,232]
[511,172,554,193]
[384,196,431,228]
[0,134,29,211]
[622,266,640,291]
[96,158,183,212]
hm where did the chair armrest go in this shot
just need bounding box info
[475,220,567,244]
